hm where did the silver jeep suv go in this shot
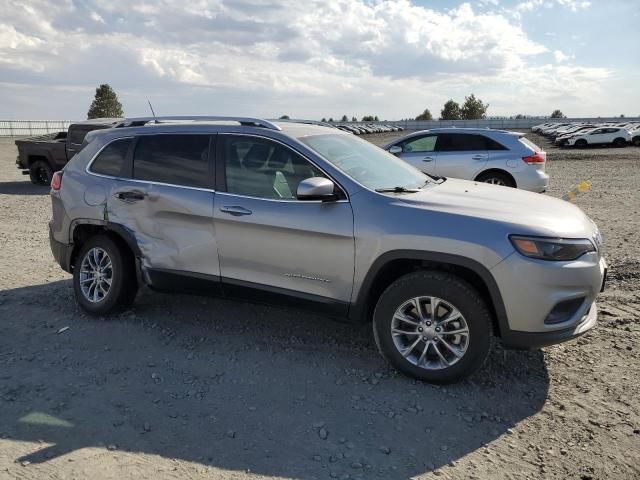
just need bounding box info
[49,116,607,383]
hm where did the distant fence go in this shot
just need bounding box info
[1,117,637,137]
[0,120,72,137]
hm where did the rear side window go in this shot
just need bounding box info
[133,135,211,188]
[90,138,132,177]
[68,127,88,145]
[437,134,487,152]
[518,136,541,152]
[484,137,508,151]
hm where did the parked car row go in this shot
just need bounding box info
[532,121,640,148]
[335,124,403,135]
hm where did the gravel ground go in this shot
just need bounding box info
[0,133,638,480]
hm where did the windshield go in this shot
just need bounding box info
[300,134,428,191]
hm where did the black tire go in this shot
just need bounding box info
[633,136,640,147]
[73,234,138,315]
[373,271,492,383]
[574,139,587,148]
[475,171,515,188]
[29,160,53,186]
[612,138,627,148]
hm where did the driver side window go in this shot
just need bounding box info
[401,135,437,153]
[222,136,325,200]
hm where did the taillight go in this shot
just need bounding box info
[51,171,63,191]
[523,152,545,164]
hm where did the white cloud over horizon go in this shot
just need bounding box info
[0,0,633,120]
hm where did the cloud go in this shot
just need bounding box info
[0,0,625,119]
[553,50,569,62]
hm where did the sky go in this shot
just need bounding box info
[0,0,638,120]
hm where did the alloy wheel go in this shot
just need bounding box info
[391,296,470,370]
[79,247,113,303]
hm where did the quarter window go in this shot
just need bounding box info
[222,136,325,200]
[90,138,131,177]
[133,135,211,188]
[484,137,508,151]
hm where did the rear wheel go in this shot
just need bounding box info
[373,271,492,383]
[29,160,53,186]
[612,137,627,148]
[574,139,588,148]
[633,136,640,147]
[73,234,138,315]
[475,171,515,188]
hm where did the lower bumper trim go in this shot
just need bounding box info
[49,227,73,273]
[500,301,598,350]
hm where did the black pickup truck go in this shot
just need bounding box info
[15,118,122,185]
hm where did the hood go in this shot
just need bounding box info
[394,178,595,238]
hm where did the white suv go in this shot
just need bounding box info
[564,127,630,148]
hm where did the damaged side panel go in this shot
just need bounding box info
[106,179,218,279]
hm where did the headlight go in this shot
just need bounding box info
[509,235,596,261]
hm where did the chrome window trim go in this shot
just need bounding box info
[85,134,216,193]
[218,132,350,203]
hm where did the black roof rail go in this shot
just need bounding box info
[115,116,282,131]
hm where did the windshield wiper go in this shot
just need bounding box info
[375,186,420,193]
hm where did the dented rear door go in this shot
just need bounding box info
[106,133,218,278]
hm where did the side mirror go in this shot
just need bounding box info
[388,145,402,155]
[297,177,337,201]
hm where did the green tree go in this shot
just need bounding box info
[351,116,357,122]
[362,115,376,122]
[460,94,489,120]
[279,115,290,119]
[415,108,433,121]
[374,115,379,121]
[328,117,334,122]
[321,117,327,122]
[87,84,123,119]
[550,109,566,119]
[440,100,461,120]
[341,114,348,122]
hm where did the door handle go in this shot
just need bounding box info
[220,205,253,216]
[115,190,146,201]
[422,156,434,162]
[472,155,487,160]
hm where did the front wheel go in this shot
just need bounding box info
[574,139,588,148]
[73,234,138,315]
[373,271,492,383]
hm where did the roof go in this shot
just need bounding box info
[72,118,123,126]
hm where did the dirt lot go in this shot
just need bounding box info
[0,132,638,480]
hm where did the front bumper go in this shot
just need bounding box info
[491,251,606,349]
[501,300,598,349]
[49,225,73,273]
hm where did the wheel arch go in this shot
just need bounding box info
[349,250,509,338]
[474,169,517,188]
[68,220,141,272]
[27,154,53,168]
